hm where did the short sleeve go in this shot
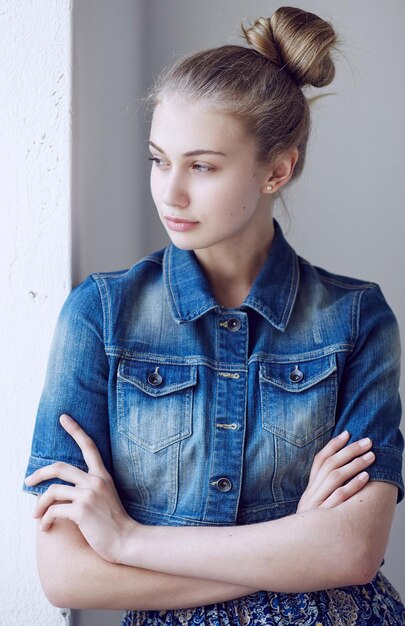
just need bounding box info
[23,275,112,495]
[332,284,404,502]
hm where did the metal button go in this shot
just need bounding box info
[216,477,232,492]
[148,367,162,386]
[289,365,304,383]
[227,318,241,332]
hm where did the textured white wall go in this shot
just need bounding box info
[0,1,72,625]
[6,2,402,626]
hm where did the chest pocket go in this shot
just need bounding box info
[117,360,197,452]
[259,353,337,447]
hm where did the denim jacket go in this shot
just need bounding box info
[24,221,404,526]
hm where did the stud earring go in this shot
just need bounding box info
[266,184,273,192]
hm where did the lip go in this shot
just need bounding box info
[164,216,199,232]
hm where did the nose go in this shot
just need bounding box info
[162,170,189,209]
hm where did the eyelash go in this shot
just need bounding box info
[148,157,215,173]
[148,157,165,167]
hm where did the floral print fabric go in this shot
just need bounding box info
[122,571,405,626]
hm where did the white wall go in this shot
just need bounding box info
[0,1,72,625]
[5,2,403,626]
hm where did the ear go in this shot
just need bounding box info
[262,148,299,194]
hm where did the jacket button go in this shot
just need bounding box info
[289,365,304,383]
[148,367,163,386]
[227,318,241,332]
[216,477,232,492]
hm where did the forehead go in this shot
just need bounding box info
[150,97,253,154]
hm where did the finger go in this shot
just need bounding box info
[308,430,350,482]
[320,471,370,509]
[59,414,107,476]
[39,503,75,532]
[312,437,373,488]
[312,451,375,503]
[25,461,88,487]
[34,484,77,518]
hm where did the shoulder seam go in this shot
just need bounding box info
[319,276,376,290]
[352,283,382,355]
[91,256,163,281]
[91,275,111,350]
[299,259,377,290]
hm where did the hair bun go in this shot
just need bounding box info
[242,6,337,88]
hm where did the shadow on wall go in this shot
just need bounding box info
[72,609,122,626]
[71,0,168,288]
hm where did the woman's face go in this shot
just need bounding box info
[149,97,272,253]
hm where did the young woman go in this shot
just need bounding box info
[24,6,404,625]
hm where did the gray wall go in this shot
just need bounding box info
[72,2,405,624]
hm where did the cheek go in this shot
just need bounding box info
[220,182,260,217]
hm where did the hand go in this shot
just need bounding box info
[297,431,375,513]
[24,414,137,563]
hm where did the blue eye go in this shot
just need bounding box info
[193,163,214,173]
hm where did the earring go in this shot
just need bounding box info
[266,184,273,192]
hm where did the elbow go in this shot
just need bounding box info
[43,588,70,610]
[36,519,94,609]
[345,563,379,587]
[340,539,382,587]
[349,555,380,587]
[331,482,396,588]
[41,579,96,610]
[38,554,68,608]
[39,570,86,609]
[39,576,65,608]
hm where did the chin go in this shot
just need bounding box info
[170,240,196,251]
[164,227,222,252]
[164,232,195,251]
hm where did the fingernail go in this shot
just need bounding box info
[339,430,349,439]
[358,471,369,482]
[362,451,374,461]
[358,437,371,447]
[60,414,72,425]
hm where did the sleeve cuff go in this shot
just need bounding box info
[367,447,404,503]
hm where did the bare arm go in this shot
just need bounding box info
[29,419,384,608]
[36,518,255,610]
[37,482,397,609]
[125,481,397,592]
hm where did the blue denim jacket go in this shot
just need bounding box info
[24,221,404,525]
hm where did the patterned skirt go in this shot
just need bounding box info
[122,570,405,626]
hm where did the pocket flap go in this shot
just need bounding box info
[259,353,337,392]
[118,360,197,397]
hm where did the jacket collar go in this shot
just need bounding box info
[163,220,300,332]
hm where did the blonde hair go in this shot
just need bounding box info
[149,6,338,180]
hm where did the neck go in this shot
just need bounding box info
[194,216,275,308]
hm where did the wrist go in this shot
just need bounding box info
[114,517,143,566]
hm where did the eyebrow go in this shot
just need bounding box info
[147,140,227,158]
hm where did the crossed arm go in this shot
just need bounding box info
[27,415,398,610]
